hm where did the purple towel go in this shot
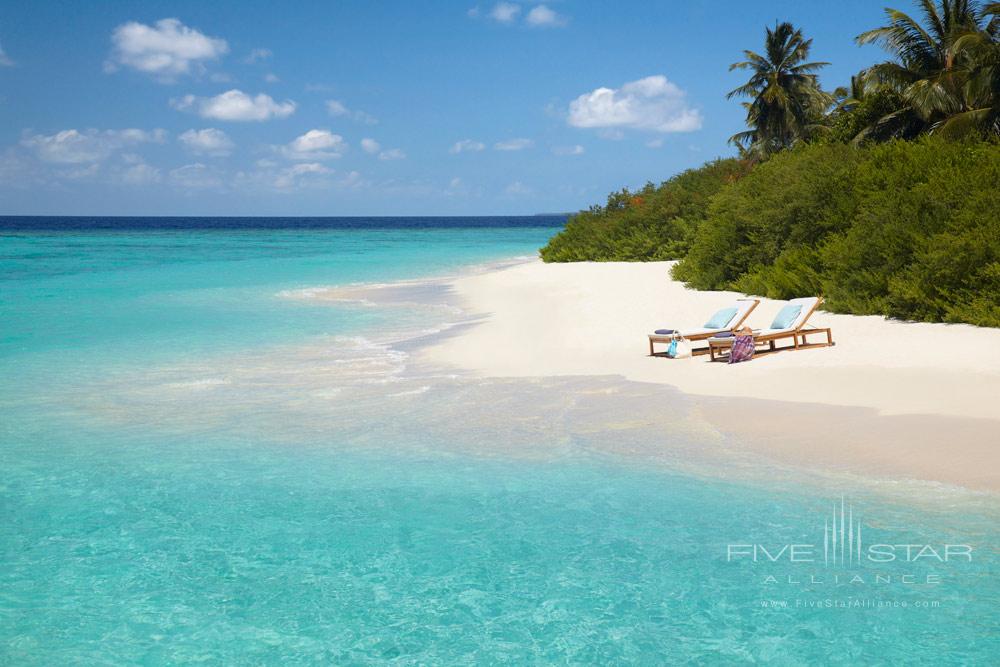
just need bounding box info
[729,334,755,364]
[654,329,676,335]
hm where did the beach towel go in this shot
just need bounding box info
[729,333,755,364]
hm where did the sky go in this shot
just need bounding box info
[0,1,896,216]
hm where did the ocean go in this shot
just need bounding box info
[1,217,997,664]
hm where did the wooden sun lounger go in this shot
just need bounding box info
[707,297,834,361]
[648,298,760,356]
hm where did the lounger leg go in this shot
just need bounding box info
[769,340,775,351]
[827,330,833,346]
[649,339,654,356]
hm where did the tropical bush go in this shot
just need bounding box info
[539,158,749,262]
[671,137,1000,326]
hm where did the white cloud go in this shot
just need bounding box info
[170,162,224,189]
[0,149,42,187]
[360,138,404,160]
[325,99,378,124]
[494,137,534,151]
[442,175,484,198]
[264,73,280,83]
[106,18,228,82]
[646,137,664,148]
[0,39,13,67]
[525,5,566,27]
[235,160,344,191]
[337,170,365,189]
[489,2,521,23]
[281,129,346,160]
[553,144,584,155]
[121,129,167,143]
[378,148,406,161]
[505,180,531,195]
[172,89,296,121]
[119,161,162,185]
[450,139,486,154]
[243,48,272,64]
[273,162,332,189]
[60,163,101,180]
[567,75,702,133]
[21,128,166,164]
[325,99,348,115]
[179,128,234,156]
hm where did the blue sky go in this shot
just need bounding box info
[0,1,894,216]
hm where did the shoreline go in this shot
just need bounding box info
[418,259,1000,492]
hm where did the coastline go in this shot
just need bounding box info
[419,259,1000,492]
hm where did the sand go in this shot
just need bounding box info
[420,260,1000,491]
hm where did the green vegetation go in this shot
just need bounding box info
[539,159,748,262]
[673,138,1000,327]
[539,0,1000,327]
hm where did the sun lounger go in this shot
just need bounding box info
[707,296,834,361]
[648,298,760,356]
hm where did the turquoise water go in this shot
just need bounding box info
[2,219,998,664]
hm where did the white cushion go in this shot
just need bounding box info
[784,297,820,330]
[654,299,757,337]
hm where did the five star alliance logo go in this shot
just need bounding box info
[824,497,861,566]
[726,497,973,566]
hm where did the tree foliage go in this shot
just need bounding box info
[671,137,1000,326]
[854,0,1000,140]
[539,159,749,262]
[727,22,833,158]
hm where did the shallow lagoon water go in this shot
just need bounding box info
[2,218,998,664]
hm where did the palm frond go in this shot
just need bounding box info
[727,130,757,148]
[864,61,923,90]
[932,105,1000,137]
[790,61,832,74]
[726,82,761,100]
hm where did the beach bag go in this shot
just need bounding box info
[672,334,692,359]
[666,333,692,359]
[729,333,755,364]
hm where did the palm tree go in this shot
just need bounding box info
[832,75,868,113]
[855,0,1000,139]
[727,22,833,158]
[941,2,1000,136]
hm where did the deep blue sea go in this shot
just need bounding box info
[2,217,997,664]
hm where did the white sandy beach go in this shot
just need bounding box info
[420,260,1000,490]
